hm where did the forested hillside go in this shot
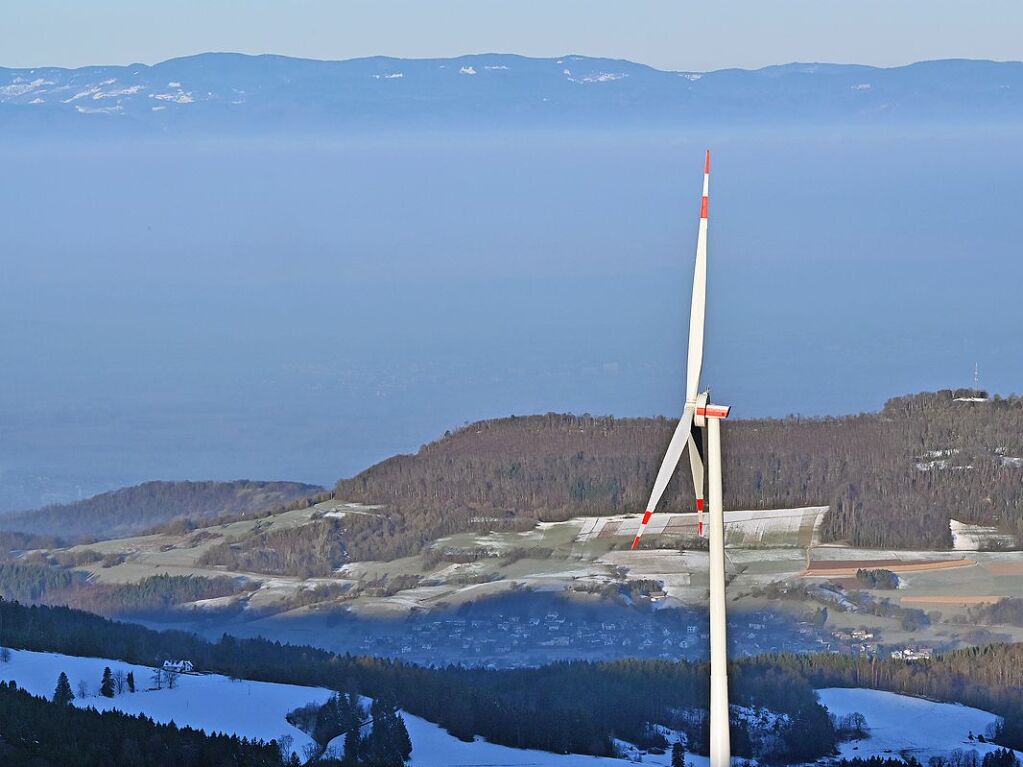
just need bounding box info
[336,391,1023,552]
[0,480,322,541]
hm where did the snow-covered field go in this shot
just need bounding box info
[950,519,1017,551]
[0,649,332,759]
[818,688,1018,762]
[0,648,703,767]
[571,507,825,547]
[327,715,703,767]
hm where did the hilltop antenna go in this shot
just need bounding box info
[974,362,980,393]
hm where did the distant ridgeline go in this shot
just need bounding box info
[0,480,323,541]
[2,54,1023,135]
[3,599,1023,756]
[336,391,1023,553]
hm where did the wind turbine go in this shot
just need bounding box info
[630,150,732,765]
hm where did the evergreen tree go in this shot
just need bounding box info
[364,696,411,766]
[100,666,115,698]
[342,727,362,767]
[982,749,1021,767]
[394,711,412,762]
[53,672,74,705]
[672,740,686,767]
[338,693,364,766]
[126,671,135,692]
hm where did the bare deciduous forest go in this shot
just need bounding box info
[0,480,323,540]
[336,391,1023,555]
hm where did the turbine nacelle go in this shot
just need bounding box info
[695,400,730,426]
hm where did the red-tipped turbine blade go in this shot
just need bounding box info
[631,511,654,550]
[632,407,696,549]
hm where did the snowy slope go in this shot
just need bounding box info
[0,649,332,760]
[0,647,701,767]
[327,711,709,767]
[818,688,1019,762]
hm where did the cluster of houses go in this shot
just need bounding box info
[889,646,934,661]
[833,628,879,654]
[352,609,821,667]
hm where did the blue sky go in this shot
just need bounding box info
[2,0,1021,70]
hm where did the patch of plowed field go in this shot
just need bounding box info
[983,561,1023,576]
[899,595,1004,605]
[802,558,975,577]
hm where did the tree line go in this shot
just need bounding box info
[290,692,413,766]
[198,519,347,578]
[964,598,1023,628]
[0,566,249,618]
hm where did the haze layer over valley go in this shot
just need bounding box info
[2,54,1022,512]
[3,392,1023,676]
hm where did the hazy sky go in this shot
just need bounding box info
[3,0,1021,71]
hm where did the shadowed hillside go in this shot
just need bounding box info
[336,391,1023,553]
[0,480,322,541]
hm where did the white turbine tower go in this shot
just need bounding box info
[630,150,732,765]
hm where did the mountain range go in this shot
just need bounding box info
[2,52,1022,134]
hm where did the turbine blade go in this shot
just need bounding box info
[685,150,710,403]
[687,430,705,536]
[632,406,696,549]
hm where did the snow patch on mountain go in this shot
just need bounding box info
[75,104,122,114]
[152,90,195,104]
[0,77,53,97]
[580,73,627,83]
[93,85,144,99]
[64,87,103,103]
[563,69,628,84]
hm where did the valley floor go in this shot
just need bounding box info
[49,499,1023,666]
